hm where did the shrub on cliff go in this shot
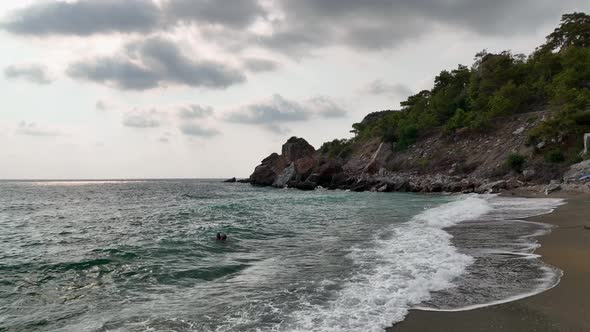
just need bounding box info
[545,150,566,163]
[506,154,526,173]
[320,139,353,159]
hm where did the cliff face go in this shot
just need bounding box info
[248,110,590,193]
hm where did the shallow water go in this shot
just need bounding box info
[0,180,563,331]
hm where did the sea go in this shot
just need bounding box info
[0,179,564,332]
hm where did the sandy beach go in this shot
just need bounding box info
[390,190,590,332]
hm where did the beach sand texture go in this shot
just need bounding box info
[390,191,590,332]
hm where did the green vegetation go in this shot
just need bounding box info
[544,150,566,163]
[319,139,353,159]
[506,154,526,172]
[350,13,590,153]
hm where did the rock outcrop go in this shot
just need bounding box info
[564,160,590,182]
[250,153,288,186]
[246,110,585,194]
[282,137,315,162]
[249,137,318,187]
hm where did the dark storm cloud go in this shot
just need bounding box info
[4,65,52,85]
[225,94,347,132]
[179,123,220,138]
[67,37,246,90]
[1,0,161,36]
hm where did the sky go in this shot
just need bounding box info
[0,0,586,179]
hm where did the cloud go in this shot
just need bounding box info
[179,123,220,138]
[225,94,347,132]
[95,100,111,111]
[178,105,214,119]
[67,37,246,90]
[308,97,348,118]
[248,0,581,56]
[0,0,265,37]
[243,58,279,73]
[363,79,412,98]
[1,0,162,36]
[3,0,582,86]
[226,94,309,125]
[123,109,162,128]
[164,0,265,29]
[4,65,52,85]
[16,121,60,136]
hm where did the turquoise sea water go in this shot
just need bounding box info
[0,180,563,331]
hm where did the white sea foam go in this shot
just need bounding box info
[286,196,492,332]
[415,196,565,313]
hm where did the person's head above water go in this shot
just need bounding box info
[221,234,227,241]
[216,233,221,240]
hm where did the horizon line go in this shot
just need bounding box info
[0,177,248,182]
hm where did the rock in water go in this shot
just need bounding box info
[224,177,237,183]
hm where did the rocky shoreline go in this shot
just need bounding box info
[237,136,590,195]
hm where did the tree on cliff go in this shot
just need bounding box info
[539,12,590,54]
[349,12,589,162]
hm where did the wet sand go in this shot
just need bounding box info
[389,190,590,332]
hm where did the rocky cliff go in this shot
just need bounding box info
[248,110,590,194]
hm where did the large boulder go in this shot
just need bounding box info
[249,153,288,186]
[282,137,315,162]
[564,159,590,182]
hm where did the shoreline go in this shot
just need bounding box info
[389,189,590,332]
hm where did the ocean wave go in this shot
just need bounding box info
[286,196,491,332]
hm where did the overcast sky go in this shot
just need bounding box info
[0,0,586,179]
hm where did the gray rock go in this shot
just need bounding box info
[544,182,562,195]
[522,169,536,181]
[584,133,590,155]
[536,141,546,150]
[563,160,590,182]
[513,127,525,135]
[476,180,507,194]
[273,163,295,188]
